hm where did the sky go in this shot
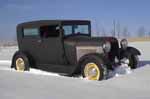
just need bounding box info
[0,0,150,40]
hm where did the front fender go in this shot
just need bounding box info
[78,53,109,67]
[127,47,141,55]
[79,53,102,62]
[72,53,108,76]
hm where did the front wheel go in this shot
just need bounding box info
[129,55,139,69]
[81,55,107,81]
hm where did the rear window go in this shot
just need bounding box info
[23,28,39,36]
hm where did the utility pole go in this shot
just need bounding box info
[113,20,116,37]
[117,21,120,38]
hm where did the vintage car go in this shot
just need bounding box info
[11,20,141,80]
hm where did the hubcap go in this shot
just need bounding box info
[84,63,100,80]
[16,58,25,71]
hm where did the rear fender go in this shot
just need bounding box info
[11,51,20,68]
[11,51,35,68]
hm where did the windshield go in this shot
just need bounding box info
[62,25,90,36]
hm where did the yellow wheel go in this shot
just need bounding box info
[16,58,25,71]
[84,63,100,80]
[13,52,30,71]
[81,55,106,81]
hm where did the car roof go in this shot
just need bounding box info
[17,20,91,28]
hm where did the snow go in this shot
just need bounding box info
[0,64,150,99]
[0,60,60,77]
[129,41,150,61]
[0,41,149,99]
[0,60,11,65]
[114,63,132,75]
[0,46,17,60]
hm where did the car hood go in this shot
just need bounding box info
[64,35,118,46]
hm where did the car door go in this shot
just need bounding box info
[38,25,65,65]
[20,27,43,64]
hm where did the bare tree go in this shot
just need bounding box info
[101,27,106,36]
[95,20,100,36]
[122,27,130,38]
[110,29,115,37]
[113,20,116,37]
[110,19,116,37]
[116,21,121,38]
[137,26,146,37]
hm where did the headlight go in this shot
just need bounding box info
[120,39,128,49]
[103,41,111,53]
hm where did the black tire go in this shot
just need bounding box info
[13,52,30,71]
[129,55,139,69]
[81,55,107,81]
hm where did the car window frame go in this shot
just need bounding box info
[22,27,40,38]
[62,24,91,37]
[39,25,61,39]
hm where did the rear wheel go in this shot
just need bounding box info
[81,55,107,81]
[13,52,30,71]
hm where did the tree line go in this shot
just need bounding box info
[95,20,150,38]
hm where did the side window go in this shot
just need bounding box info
[74,25,89,34]
[23,28,39,37]
[63,26,72,36]
[40,25,60,38]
